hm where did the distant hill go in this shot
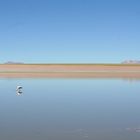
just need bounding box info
[4,61,24,64]
[122,60,140,64]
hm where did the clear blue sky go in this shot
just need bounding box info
[0,0,140,63]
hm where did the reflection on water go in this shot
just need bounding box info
[0,78,140,140]
[16,85,23,95]
[122,78,140,83]
[16,91,23,95]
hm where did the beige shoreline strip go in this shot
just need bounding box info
[0,72,140,79]
[1,70,140,73]
[0,64,140,78]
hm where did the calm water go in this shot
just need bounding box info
[0,78,140,140]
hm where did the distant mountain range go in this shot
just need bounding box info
[3,61,140,64]
[122,60,140,64]
[4,61,24,64]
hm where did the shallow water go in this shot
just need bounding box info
[0,78,140,140]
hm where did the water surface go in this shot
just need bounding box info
[0,78,140,140]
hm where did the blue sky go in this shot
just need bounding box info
[0,0,140,63]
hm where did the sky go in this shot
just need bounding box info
[0,0,140,63]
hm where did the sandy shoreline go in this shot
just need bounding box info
[0,72,140,79]
[0,64,140,78]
